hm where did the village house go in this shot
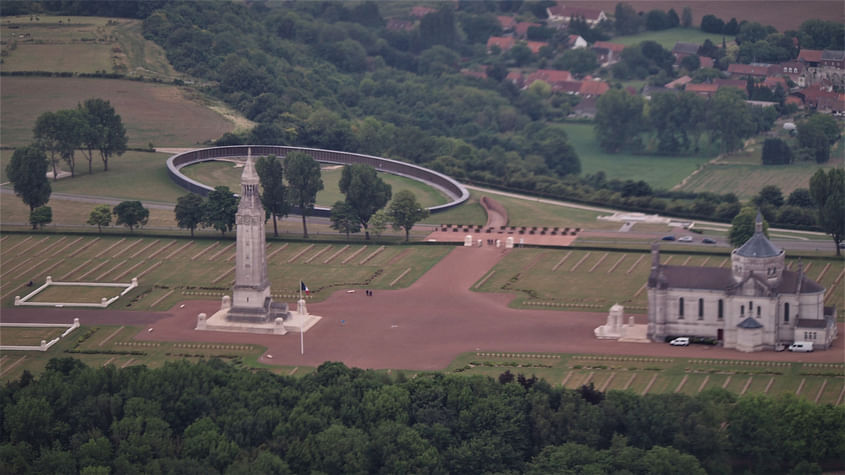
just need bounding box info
[568,34,587,49]
[546,4,607,26]
[592,41,625,65]
[514,22,541,38]
[727,63,771,80]
[671,42,700,61]
[685,82,718,98]
[497,15,516,32]
[487,36,515,52]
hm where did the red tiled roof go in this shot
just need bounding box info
[798,49,823,62]
[497,16,516,29]
[763,76,787,89]
[579,80,609,96]
[686,83,718,93]
[699,56,715,68]
[714,78,746,89]
[526,69,573,83]
[410,6,436,18]
[487,36,515,51]
[728,63,770,76]
[515,22,541,37]
[665,75,692,88]
[593,41,626,52]
[525,41,548,54]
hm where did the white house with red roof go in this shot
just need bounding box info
[547,4,607,25]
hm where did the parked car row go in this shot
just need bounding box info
[669,337,813,352]
[660,236,717,244]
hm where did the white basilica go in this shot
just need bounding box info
[647,213,837,352]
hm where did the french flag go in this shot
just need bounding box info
[300,281,310,295]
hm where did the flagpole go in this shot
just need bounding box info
[299,280,304,355]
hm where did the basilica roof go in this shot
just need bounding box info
[652,266,824,295]
[735,231,782,258]
[735,211,782,258]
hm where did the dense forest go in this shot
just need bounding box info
[2,1,842,228]
[1,358,843,474]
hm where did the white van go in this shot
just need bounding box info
[670,337,690,346]
[788,341,814,352]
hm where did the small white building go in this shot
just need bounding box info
[647,213,837,352]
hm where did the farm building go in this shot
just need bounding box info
[647,213,837,352]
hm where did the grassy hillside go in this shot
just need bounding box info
[0,77,238,147]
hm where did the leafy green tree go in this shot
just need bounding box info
[614,2,641,35]
[706,88,754,153]
[80,98,128,172]
[649,91,705,154]
[786,188,813,208]
[305,424,370,474]
[113,201,149,232]
[5,145,51,213]
[754,185,784,208]
[29,205,52,230]
[595,88,646,152]
[797,114,840,164]
[329,200,361,238]
[203,186,238,236]
[368,209,390,239]
[255,155,288,237]
[809,168,845,255]
[285,151,323,238]
[388,190,430,241]
[339,164,392,240]
[552,48,598,76]
[681,6,693,27]
[33,111,63,179]
[729,207,768,247]
[51,109,86,178]
[87,204,112,233]
[174,193,205,237]
[761,138,793,165]
[700,14,725,34]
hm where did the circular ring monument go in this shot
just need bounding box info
[167,145,469,217]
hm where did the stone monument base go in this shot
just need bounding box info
[196,296,321,335]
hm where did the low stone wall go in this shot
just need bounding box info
[0,318,80,352]
[166,145,469,216]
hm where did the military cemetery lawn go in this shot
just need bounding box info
[30,285,126,304]
[0,327,65,346]
[447,352,845,405]
[0,234,453,310]
[180,161,451,209]
[564,122,715,190]
[475,247,845,317]
[0,77,235,147]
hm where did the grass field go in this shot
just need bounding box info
[0,16,178,79]
[677,139,845,199]
[180,161,450,209]
[0,326,65,346]
[30,285,125,303]
[0,234,453,310]
[475,247,845,315]
[612,27,723,49]
[564,122,715,190]
[0,77,237,147]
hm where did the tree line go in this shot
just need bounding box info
[1,358,842,474]
[5,98,127,230]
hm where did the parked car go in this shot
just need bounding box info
[788,341,814,352]
[670,337,690,346]
[661,235,676,241]
[678,236,694,242]
[702,238,716,244]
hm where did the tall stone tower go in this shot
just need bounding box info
[227,149,288,323]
